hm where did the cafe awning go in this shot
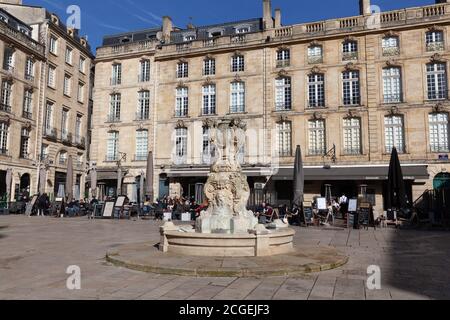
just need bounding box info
[272,165,429,181]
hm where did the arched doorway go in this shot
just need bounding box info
[433,173,450,190]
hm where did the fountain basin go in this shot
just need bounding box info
[159,227,295,257]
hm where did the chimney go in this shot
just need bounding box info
[162,16,173,42]
[274,8,281,28]
[359,0,371,15]
[263,0,274,30]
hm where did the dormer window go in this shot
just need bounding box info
[210,31,222,38]
[0,13,8,23]
[18,25,29,36]
[121,38,130,44]
[183,34,196,42]
[236,27,250,34]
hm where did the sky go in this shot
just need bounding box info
[22,0,437,52]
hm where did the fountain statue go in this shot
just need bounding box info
[196,119,258,234]
[159,118,295,257]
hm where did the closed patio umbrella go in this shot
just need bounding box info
[90,168,97,199]
[116,167,122,197]
[145,151,154,201]
[39,167,46,195]
[65,156,74,203]
[387,147,408,215]
[140,173,145,206]
[5,168,12,202]
[293,145,305,208]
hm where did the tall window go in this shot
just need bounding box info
[139,59,151,82]
[59,151,67,166]
[202,127,214,164]
[175,127,188,164]
[175,87,188,117]
[78,82,84,102]
[429,113,449,152]
[309,119,326,155]
[385,115,405,153]
[135,130,148,161]
[79,56,86,73]
[45,102,53,134]
[427,63,447,100]
[48,65,56,88]
[277,49,290,68]
[63,74,71,96]
[65,46,73,65]
[342,71,360,106]
[177,62,188,78]
[3,47,14,71]
[25,57,34,80]
[137,90,150,120]
[49,35,58,55]
[1,81,12,112]
[343,118,361,155]
[41,144,49,160]
[275,77,292,110]
[111,64,122,85]
[61,108,69,140]
[107,131,119,161]
[308,73,325,108]
[426,30,444,52]
[203,58,216,76]
[109,93,121,122]
[230,82,245,113]
[231,55,245,72]
[308,45,323,64]
[20,128,30,159]
[342,41,358,60]
[383,67,402,103]
[75,115,82,143]
[277,121,292,157]
[0,122,8,154]
[202,84,216,115]
[23,89,33,119]
[382,36,400,56]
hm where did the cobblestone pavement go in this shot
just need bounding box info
[1,216,449,300]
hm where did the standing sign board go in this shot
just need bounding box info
[302,202,313,226]
[102,202,115,218]
[25,195,39,216]
[359,203,375,230]
[114,196,129,219]
[317,198,327,211]
[348,199,358,213]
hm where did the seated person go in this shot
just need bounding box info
[258,203,274,224]
[288,205,301,226]
[66,200,80,217]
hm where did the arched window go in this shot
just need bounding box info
[308,73,325,108]
[275,77,292,110]
[230,81,245,113]
[382,67,402,103]
[277,121,292,157]
[135,130,148,161]
[0,122,9,155]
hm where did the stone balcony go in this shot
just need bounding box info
[0,21,45,57]
[156,2,450,57]
[96,39,159,59]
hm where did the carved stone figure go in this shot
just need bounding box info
[196,119,258,234]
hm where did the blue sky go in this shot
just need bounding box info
[22,0,436,51]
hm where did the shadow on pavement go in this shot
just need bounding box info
[386,228,450,300]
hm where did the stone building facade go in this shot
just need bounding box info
[0,0,94,200]
[93,0,450,216]
[0,7,45,201]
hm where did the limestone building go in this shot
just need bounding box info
[0,7,45,201]
[1,0,94,200]
[93,0,450,215]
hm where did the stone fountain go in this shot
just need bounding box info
[159,119,295,257]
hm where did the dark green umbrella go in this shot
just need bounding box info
[386,147,408,212]
[293,145,305,207]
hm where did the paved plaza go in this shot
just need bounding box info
[0,216,450,300]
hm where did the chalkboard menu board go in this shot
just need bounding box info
[359,203,375,230]
[303,206,313,225]
[348,213,356,229]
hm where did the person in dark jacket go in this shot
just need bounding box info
[36,193,49,216]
